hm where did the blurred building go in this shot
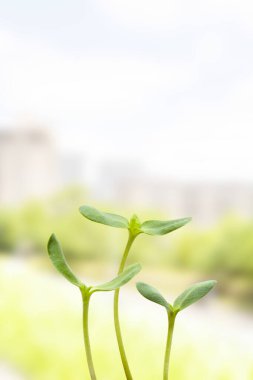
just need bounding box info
[93,160,253,224]
[149,180,253,224]
[93,159,145,202]
[60,153,85,186]
[1,126,253,224]
[0,126,58,205]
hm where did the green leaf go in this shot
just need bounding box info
[79,205,129,229]
[140,217,191,235]
[90,263,141,293]
[136,282,171,310]
[173,280,217,311]
[47,234,83,287]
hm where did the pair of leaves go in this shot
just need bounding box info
[136,280,217,314]
[79,205,191,236]
[47,234,141,293]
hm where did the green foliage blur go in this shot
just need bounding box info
[1,187,253,379]
[1,186,253,305]
[1,261,252,380]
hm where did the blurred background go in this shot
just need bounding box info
[1,0,253,379]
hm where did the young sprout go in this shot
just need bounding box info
[136,280,217,380]
[47,233,141,380]
[79,205,191,380]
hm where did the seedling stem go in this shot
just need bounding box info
[164,311,176,380]
[114,231,137,380]
[81,288,97,380]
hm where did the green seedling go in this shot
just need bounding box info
[79,205,191,379]
[136,280,217,380]
[47,233,141,380]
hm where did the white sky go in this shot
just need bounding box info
[0,0,253,181]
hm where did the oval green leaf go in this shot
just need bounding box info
[173,280,217,311]
[47,234,83,288]
[136,282,170,310]
[79,205,129,229]
[90,263,141,293]
[140,217,191,235]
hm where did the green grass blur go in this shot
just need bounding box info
[1,187,253,306]
[1,187,253,379]
[1,257,253,380]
